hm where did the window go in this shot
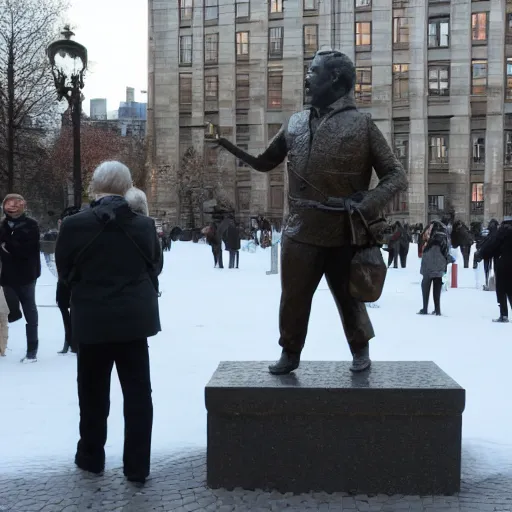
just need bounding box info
[205,145,217,166]
[268,123,281,141]
[428,65,449,96]
[268,72,283,109]
[508,13,512,37]
[237,186,251,208]
[355,22,371,46]
[303,25,318,58]
[393,64,409,100]
[392,192,408,213]
[393,17,409,44]
[505,132,512,165]
[428,18,449,48]
[471,59,487,95]
[394,134,409,170]
[355,67,372,104]
[356,0,371,7]
[428,195,445,213]
[204,0,218,21]
[471,12,487,42]
[505,182,512,216]
[304,0,318,10]
[236,73,250,109]
[471,183,484,214]
[205,76,218,101]
[236,0,249,19]
[472,134,485,164]
[180,0,193,22]
[270,186,284,210]
[429,135,448,164]
[236,31,249,59]
[236,124,250,141]
[237,144,249,168]
[507,58,512,100]
[269,27,283,59]
[204,34,218,64]
[270,0,283,14]
[179,74,192,107]
[179,35,193,65]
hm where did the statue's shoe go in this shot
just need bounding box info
[350,344,371,372]
[268,350,300,375]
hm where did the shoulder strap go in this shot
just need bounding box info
[64,221,109,285]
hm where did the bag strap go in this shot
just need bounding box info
[348,207,379,247]
[113,220,161,296]
[64,221,109,286]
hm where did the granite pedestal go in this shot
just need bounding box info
[205,361,465,495]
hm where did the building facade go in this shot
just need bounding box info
[147,0,512,226]
[90,98,108,120]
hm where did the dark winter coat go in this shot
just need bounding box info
[55,196,162,345]
[420,230,452,279]
[476,221,512,276]
[0,214,41,287]
[219,94,407,247]
[451,221,474,249]
[223,222,241,251]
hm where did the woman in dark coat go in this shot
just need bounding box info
[419,221,454,316]
[476,216,512,322]
[56,161,162,484]
[223,217,241,269]
[451,220,474,269]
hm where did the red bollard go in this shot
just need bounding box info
[451,263,458,289]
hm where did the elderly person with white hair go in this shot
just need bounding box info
[125,187,149,216]
[56,161,162,484]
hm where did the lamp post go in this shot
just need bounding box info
[47,26,88,208]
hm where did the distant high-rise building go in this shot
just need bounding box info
[90,98,107,120]
[126,87,135,103]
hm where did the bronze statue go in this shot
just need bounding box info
[216,50,407,374]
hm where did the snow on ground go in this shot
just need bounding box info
[0,241,511,474]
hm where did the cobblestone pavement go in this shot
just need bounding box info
[1,447,512,512]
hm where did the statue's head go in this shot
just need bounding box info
[305,50,356,108]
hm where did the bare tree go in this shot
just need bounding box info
[0,0,65,193]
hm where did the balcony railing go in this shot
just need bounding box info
[471,201,484,214]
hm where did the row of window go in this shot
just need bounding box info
[355,12,499,48]
[178,58,512,114]
[428,183,512,216]
[180,26,319,65]
[354,59,512,102]
[179,0,319,22]
[395,132,512,167]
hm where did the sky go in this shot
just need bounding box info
[66,0,148,115]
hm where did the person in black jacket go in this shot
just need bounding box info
[475,216,512,322]
[0,194,41,362]
[223,216,241,269]
[482,219,500,290]
[56,206,81,355]
[451,220,474,268]
[56,161,162,484]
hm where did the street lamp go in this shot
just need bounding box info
[47,26,88,208]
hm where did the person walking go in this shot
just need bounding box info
[475,216,512,323]
[482,219,500,290]
[0,194,41,362]
[418,221,454,316]
[56,162,162,484]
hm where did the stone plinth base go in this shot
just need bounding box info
[205,361,465,495]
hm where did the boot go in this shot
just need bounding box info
[75,451,104,475]
[58,342,69,354]
[493,316,509,323]
[431,311,441,317]
[350,344,371,372]
[268,350,300,375]
[417,309,428,315]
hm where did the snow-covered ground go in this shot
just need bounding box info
[1,242,511,475]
